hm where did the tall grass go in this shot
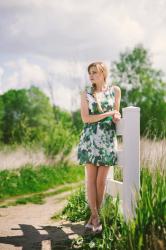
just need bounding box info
[62,167,166,250]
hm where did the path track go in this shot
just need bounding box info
[0,186,85,250]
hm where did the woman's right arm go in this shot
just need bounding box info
[80,91,118,124]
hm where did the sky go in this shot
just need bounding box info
[0,0,166,111]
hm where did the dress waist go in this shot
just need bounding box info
[83,116,116,130]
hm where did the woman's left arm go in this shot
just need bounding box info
[114,85,121,111]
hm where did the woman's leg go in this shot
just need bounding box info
[96,166,110,211]
[86,163,98,217]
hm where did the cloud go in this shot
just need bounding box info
[0,66,4,93]
[0,0,166,110]
[0,66,4,79]
[1,59,47,89]
[0,57,86,111]
[0,0,164,61]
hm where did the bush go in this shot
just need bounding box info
[62,187,90,222]
[43,121,77,158]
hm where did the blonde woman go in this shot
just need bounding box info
[77,62,121,233]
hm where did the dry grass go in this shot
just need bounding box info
[0,145,63,170]
[140,137,166,170]
[0,137,165,171]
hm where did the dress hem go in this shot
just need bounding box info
[78,161,117,167]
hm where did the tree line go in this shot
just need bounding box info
[0,45,165,157]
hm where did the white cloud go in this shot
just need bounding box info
[2,59,47,89]
[0,57,85,111]
[50,84,80,112]
[0,66,4,79]
[0,0,166,110]
[0,66,4,93]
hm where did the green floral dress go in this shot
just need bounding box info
[77,84,118,167]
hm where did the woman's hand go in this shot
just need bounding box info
[107,110,120,117]
[112,112,121,124]
[105,110,121,124]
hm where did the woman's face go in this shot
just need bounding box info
[88,66,104,85]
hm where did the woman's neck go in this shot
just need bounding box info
[95,83,108,92]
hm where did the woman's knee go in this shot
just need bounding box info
[96,176,106,189]
[96,167,109,188]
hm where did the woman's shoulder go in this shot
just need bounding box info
[79,85,92,96]
[83,85,93,95]
[111,84,121,93]
[111,84,121,90]
[111,84,121,99]
[86,84,92,92]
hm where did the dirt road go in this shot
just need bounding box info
[0,189,85,250]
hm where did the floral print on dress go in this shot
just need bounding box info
[77,84,118,167]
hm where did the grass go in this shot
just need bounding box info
[57,165,123,222]
[0,161,84,201]
[62,167,166,250]
[140,137,166,169]
[61,186,91,222]
[15,194,44,205]
[0,182,83,207]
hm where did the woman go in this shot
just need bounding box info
[77,61,121,233]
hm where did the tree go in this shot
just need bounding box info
[71,109,83,136]
[0,96,4,141]
[1,86,55,144]
[111,44,166,139]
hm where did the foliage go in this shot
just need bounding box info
[0,162,84,200]
[0,86,55,144]
[111,44,166,139]
[71,109,84,136]
[0,97,4,141]
[0,86,80,159]
[62,187,90,222]
[43,120,77,158]
[63,167,166,250]
[53,105,73,129]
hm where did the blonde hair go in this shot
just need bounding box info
[87,61,108,113]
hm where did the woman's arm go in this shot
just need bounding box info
[112,85,121,123]
[80,91,118,124]
[113,85,121,111]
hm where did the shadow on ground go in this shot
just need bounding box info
[0,222,87,249]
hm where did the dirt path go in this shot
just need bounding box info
[0,187,85,250]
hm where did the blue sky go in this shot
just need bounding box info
[0,0,166,111]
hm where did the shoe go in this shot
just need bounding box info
[91,215,102,233]
[85,223,93,229]
[92,223,102,233]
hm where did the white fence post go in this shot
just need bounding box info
[106,106,140,221]
[122,106,140,220]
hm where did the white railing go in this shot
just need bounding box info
[106,106,140,221]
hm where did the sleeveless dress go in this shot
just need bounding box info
[77,84,118,167]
